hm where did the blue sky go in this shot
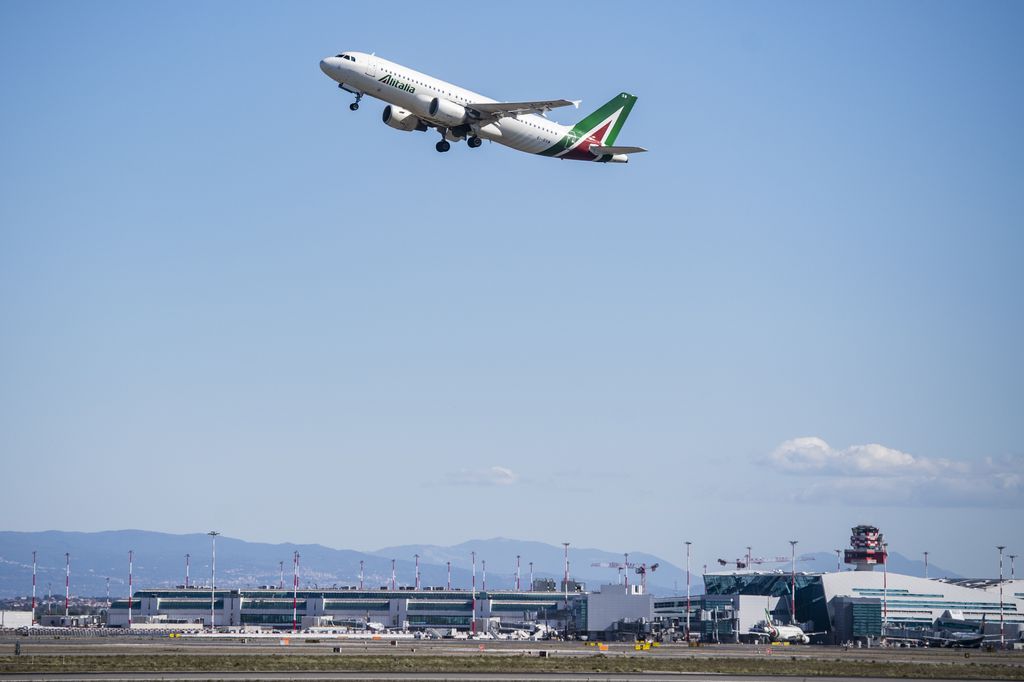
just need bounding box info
[1,1,1021,578]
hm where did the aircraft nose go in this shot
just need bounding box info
[320,56,341,76]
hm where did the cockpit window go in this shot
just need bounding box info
[335,54,356,61]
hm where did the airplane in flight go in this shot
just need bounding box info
[319,52,646,163]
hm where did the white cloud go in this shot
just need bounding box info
[763,437,1022,508]
[447,466,519,487]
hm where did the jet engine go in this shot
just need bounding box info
[428,97,469,127]
[382,105,427,132]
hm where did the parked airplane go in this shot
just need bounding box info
[749,609,823,644]
[319,52,646,162]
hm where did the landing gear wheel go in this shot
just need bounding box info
[435,140,451,153]
[468,136,482,148]
[349,102,359,111]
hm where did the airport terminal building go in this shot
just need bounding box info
[653,571,1024,644]
[108,586,578,633]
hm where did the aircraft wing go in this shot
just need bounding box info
[468,99,580,117]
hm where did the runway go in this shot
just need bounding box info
[1,633,1022,681]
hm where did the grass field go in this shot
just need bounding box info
[1,653,1023,679]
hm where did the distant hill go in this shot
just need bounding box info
[0,530,459,600]
[0,531,960,599]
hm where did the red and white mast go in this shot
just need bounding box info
[31,551,37,623]
[64,552,70,618]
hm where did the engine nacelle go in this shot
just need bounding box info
[429,97,469,127]
[382,105,426,132]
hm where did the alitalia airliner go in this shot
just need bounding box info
[319,52,646,163]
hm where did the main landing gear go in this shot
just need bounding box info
[435,129,451,153]
[467,136,482,148]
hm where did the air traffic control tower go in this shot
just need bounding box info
[843,525,887,571]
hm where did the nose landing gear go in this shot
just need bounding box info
[339,85,363,111]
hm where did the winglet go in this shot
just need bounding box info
[572,99,582,109]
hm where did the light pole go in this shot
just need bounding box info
[391,559,396,590]
[106,577,110,608]
[359,560,364,590]
[292,551,300,633]
[415,554,420,591]
[482,559,487,592]
[1010,554,1018,580]
[746,546,752,568]
[835,549,842,572]
[562,542,570,612]
[128,550,134,628]
[279,560,284,590]
[31,551,36,624]
[685,541,692,641]
[923,551,929,579]
[789,540,798,625]
[185,553,191,588]
[998,545,1005,647]
[446,561,451,591]
[471,551,477,635]
[882,541,888,633]
[529,562,534,591]
[208,531,219,630]
[515,555,521,592]
[624,552,630,589]
[563,542,571,637]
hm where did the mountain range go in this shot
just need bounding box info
[0,530,961,599]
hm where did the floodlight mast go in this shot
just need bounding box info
[31,551,36,624]
[185,553,191,588]
[923,551,929,579]
[208,531,219,630]
[414,554,420,591]
[292,551,300,633]
[789,540,798,626]
[882,541,889,632]
[471,551,477,635]
[685,541,692,641]
[128,550,134,627]
[998,546,1006,647]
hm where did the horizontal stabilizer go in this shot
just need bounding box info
[588,144,648,156]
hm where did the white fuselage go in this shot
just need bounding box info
[319,52,569,154]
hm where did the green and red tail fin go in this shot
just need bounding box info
[540,92,639,158]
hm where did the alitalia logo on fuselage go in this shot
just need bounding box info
[379,74,415,94]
